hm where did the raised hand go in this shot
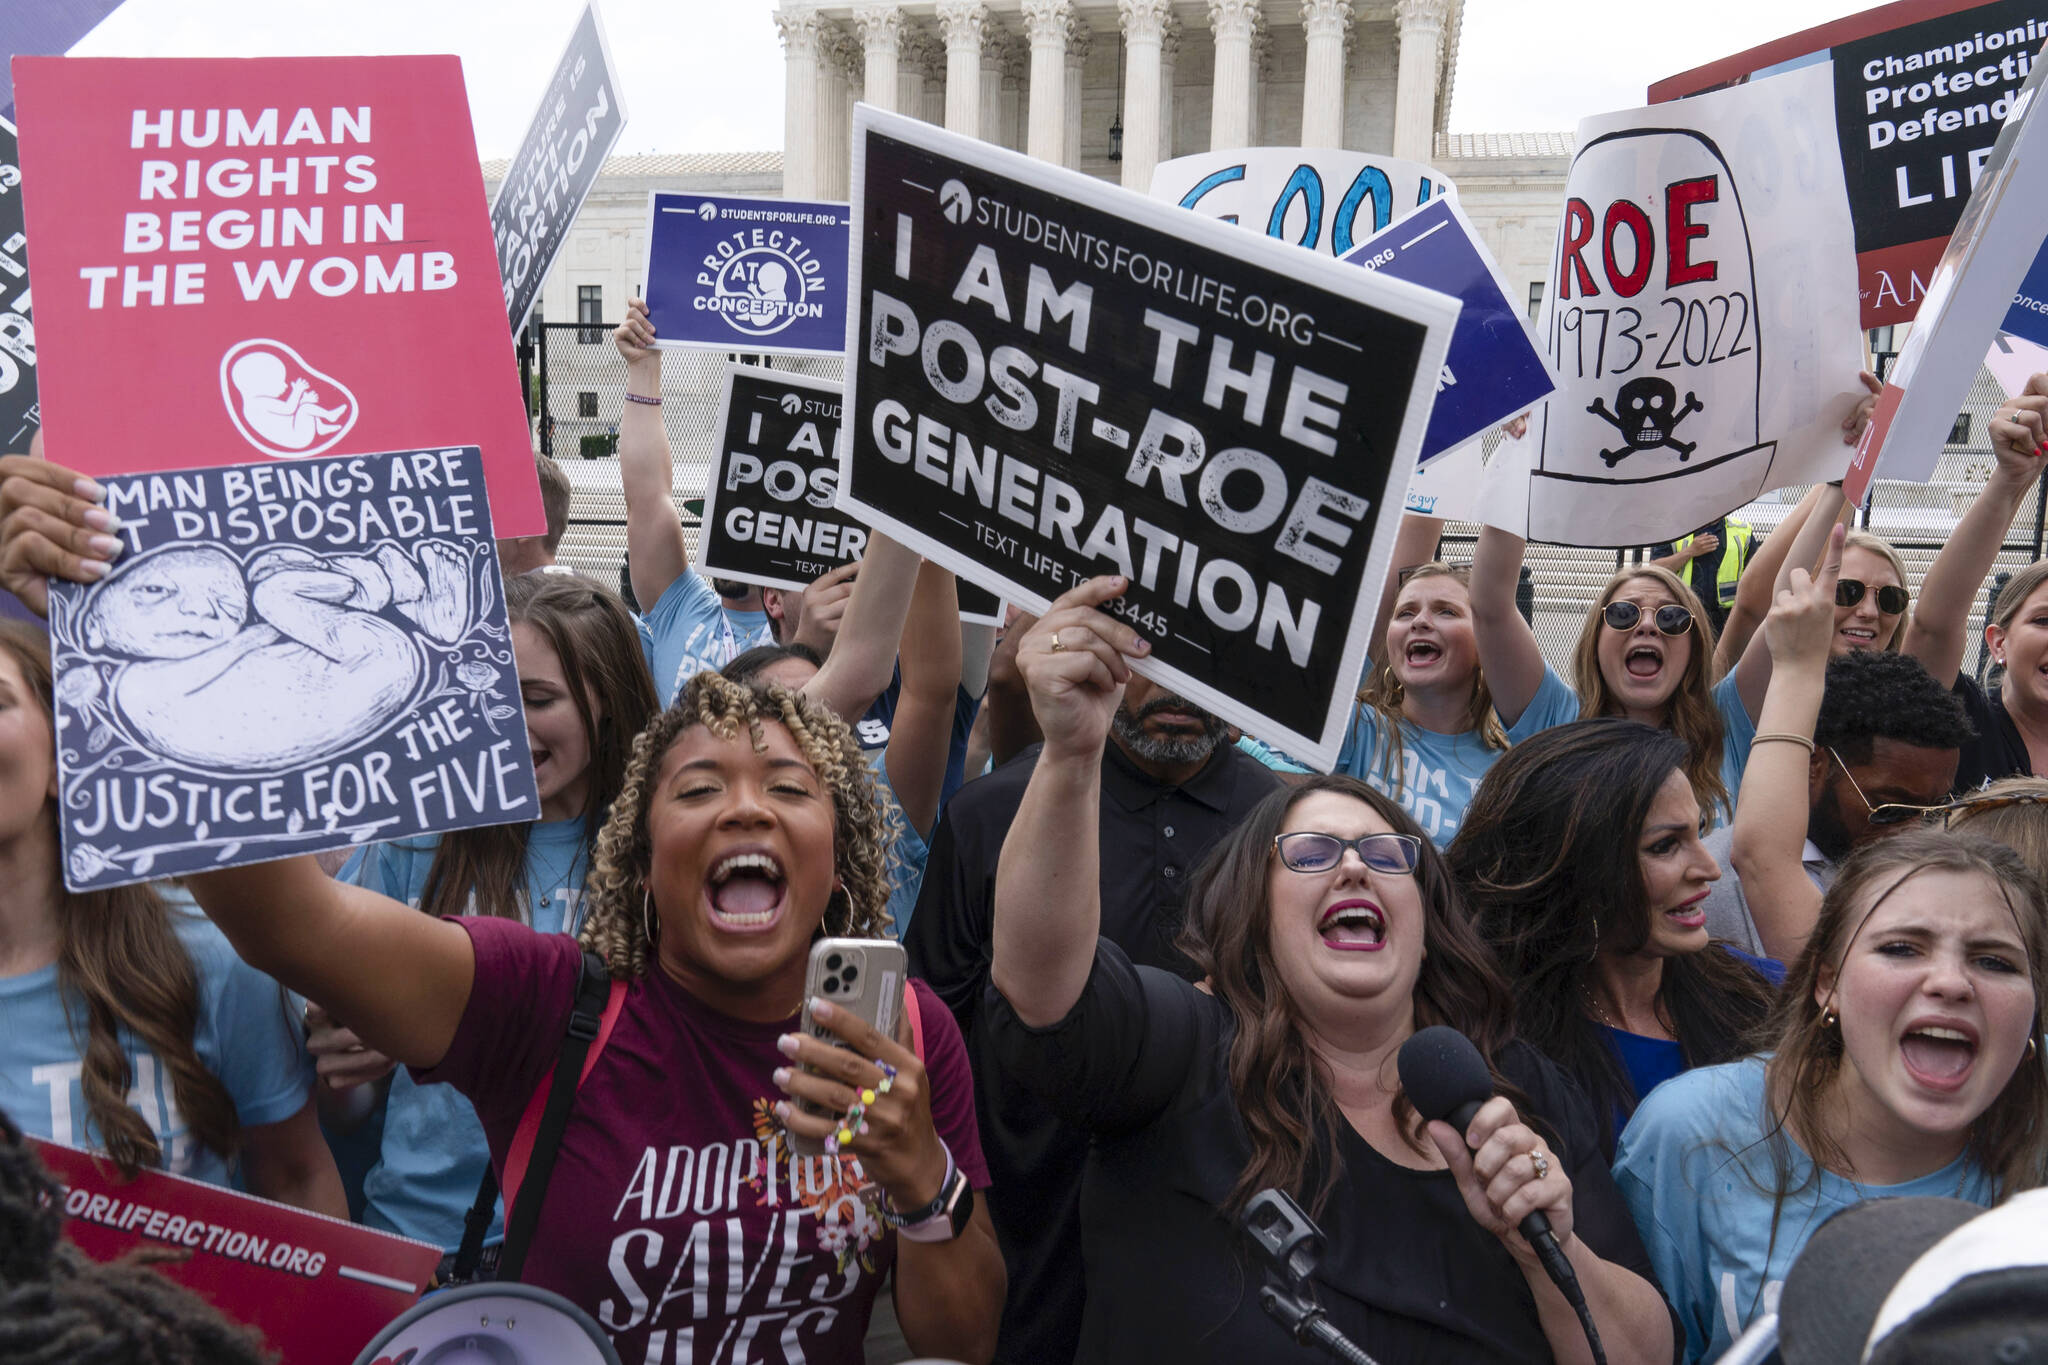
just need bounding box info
[1014,576,1150,761]
[0,455,121,614]
[773,992,948,1210]
[1426,1095,1575,1270]
[1843,369,1882,445]
[1989,373,2048,480]
[1765,522,1845,668]
[613,296,657,368]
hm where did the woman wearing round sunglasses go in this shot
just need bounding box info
[977,576,1676,1364]
[1448,718,1779,1162]
[1894,376,2048,794]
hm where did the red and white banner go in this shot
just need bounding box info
[10,57,544,534]
[32,1137,440,1365]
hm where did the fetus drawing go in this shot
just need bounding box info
[71,540,471,772]
[220,338,360,458]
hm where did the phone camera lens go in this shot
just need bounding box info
[842,964,859,983]
[823,974,841,994]
[825,953,844,971]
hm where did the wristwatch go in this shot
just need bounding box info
[886,1160,974,1243]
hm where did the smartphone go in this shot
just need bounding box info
[788,937,906,1158]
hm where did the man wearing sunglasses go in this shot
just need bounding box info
[1650,514,1756,636]
[1700,650,1973,955]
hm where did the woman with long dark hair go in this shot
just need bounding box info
[982,576,1673,1364]
[312,573,662,1269]
[1448,718,1779,1158]
[0,621,340,1211]
[1614,829,2047,1362]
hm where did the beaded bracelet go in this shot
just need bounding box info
[824,1059,898,1156]
[624,392,663,406]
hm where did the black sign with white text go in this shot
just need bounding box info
[491,4,628,333]
[698,364,867,591]
[0,116,35,452]
[837,108,1457,767]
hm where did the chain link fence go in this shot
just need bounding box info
[534,320,2041,676]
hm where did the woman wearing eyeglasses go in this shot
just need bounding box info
[979,576,1676,1365]
[1894,376,2048,794]
[1447,718,1779,1161]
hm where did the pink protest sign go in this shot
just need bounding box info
[10,57,543,535]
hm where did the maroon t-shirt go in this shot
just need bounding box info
[418,917,989,1365]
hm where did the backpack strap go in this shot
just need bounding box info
[493,951,626,1282]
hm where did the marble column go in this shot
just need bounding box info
[1249,11,1270,143]
[979,26,1008,144]
[820,24,858,198]
[938,1,988,136]
[855,4,903,115]
[775,6,824,199]
[1001,37,1029,149]
[897,27,929,120]
[1392,0,1447,163]
[1117,0,1172,190]
[1157,18,1179,163]
[1206,0,1259,151]
[1299,0,1351,148]
[1063,22,1091,169]
[1021,0,1072,163]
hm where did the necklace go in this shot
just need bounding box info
[1581,982,1618,1029]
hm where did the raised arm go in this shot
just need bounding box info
[1730,525,1845,961]
[1724,482,1853,720]
[1715,484,1827,673]
[1369,514,1445,665]
[1470,524,1548,725]
[981,607,1043,768]
[803,533,922,723]
[1903,375,2048,686]
[883,561,964,839]
[990,576,1147,1027]
[614,298,691,611]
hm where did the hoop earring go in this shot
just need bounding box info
[1820,1007,1837,1029]
[2028,1036,2038,1060]
[642,886,658,946]
[1587,918,1600,963]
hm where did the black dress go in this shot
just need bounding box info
[982,939,1666,1365]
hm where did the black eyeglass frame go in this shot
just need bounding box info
[1271,831,1423,875]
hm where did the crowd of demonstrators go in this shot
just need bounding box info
[6,335,2048,1365]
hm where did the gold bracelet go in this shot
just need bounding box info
[1750,731,1815,753]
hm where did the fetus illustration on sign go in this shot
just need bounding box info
[1527,126,1776,544]
[220,338,360,459]
[56,539,473,773]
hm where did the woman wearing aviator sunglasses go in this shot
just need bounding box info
[978,576,1675,1364]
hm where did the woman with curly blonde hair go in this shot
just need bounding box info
[121,673,1002,1364]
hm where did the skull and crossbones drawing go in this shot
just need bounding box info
[1587,378,1704,467]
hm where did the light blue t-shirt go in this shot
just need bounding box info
[638,568,775,707]
[1613,1056,1994,1364]
[864,749,931,943]
[1236,735,1314,774]
[0,892,312,1189]
[1713,670,1758,824]
[340,817,591,1249]
[1334,665,1580,845]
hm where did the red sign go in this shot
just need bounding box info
[1650,0,2044,329]
[32,1137,441,1365]
[9,57,543,534]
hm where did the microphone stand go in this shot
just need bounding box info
[1240,1190,1384,1365]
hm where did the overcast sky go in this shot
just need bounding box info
[67,0,1881,158]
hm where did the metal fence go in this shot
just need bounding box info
[531,321,2043,680]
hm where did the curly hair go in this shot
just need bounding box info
[0,1110,274,1364]
[578,672,899,977]
[1571,566,1731,818]
[1813,649,1975,765]
[1355,564,1508,799]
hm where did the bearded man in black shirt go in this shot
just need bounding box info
[905,674,1280,1364]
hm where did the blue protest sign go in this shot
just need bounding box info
[642,192,850,357]
[2002,238,2048,348]
[1342,197,1554,466]
[49,446,539,891]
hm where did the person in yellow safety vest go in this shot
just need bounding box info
[1649,515,1756,636]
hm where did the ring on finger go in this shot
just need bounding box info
[1049,631,1066,653]
[824,1061,899,1157]
[1529,1148,1550,1181]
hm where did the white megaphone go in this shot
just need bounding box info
[352,1283,620,1365]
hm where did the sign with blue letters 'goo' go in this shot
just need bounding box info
[49,447,540,891]
[643,192,851,357]
[1344,197,1555,467]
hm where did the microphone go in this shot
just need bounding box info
[1238,1189,1381,1365]
[1397,1025,1606,1365]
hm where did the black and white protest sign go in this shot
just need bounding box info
[838,107,1457,769]
[1847,49,2048,501]
[1508,65,1867,547]
[698,364,866,591]
[0,116,34,452]
[491,3,629,334]
[49,447,539,891]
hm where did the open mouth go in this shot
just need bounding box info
[706,850,788,931]
[1663,895,1708,930]
[1899,1020,1979,1091]
[1318,899,1386,951]
[1404,640,1443,667]
[1839,626,1878,648]
[1624,644,1664,679]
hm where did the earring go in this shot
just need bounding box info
[2028,1037,2038,1060]
[1820,1007,1837,1029]
[1587,918,1600,963]
[642,885,658,945]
